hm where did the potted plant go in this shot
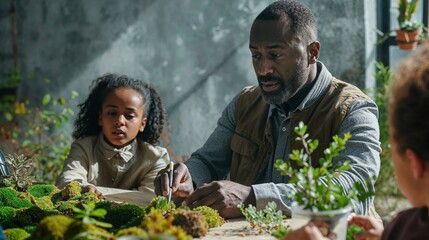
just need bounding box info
[395,0,424,50]
[274,122,373,239]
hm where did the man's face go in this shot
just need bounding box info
[249,19,310,105]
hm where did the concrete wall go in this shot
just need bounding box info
[0,0,377,159]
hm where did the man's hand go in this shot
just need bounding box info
[154,163,194,199]
[182,180,254,219]
[348,214,383,240]
[82,185,106,200]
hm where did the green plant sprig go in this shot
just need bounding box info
[238,202,288,235]
[1,153,34,191]
[72,201,112,229]
[275,121,372,212]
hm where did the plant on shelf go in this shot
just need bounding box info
[395,0,424,50]
[274,122,373,239]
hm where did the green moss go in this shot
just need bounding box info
[63,221,114,240]
[12,206,60,227]
[95,200,113,208]
[80,191,101,203]
[61,181,81,199]
[3,228,30,240]
[16,192,32,203]
[145,196,175,214]
[27,184,58,198]
[142,212,191,240]
[22,225,36,234]
[55,200,77,216]
[31,215,74,240]
[172,210,206,238]
[104,203,145,232]
[192,206,225,229]
[0,206,16,222]
[33,196,54,210]
[0,187,33,209]
[115,226,148,237]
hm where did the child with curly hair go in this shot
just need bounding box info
[56,73,169,199]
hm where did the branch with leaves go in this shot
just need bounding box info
[275,121,373,212]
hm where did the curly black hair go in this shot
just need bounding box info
[72,73,165,145]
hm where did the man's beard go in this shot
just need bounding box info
[258,75,302,105]
[258,63,307,105]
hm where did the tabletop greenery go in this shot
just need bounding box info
[274,121,373,212]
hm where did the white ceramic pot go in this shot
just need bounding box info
[291,202,352,240]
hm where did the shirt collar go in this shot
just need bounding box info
[268,61,332,117]
[98,133,137,162]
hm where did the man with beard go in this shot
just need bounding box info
[155,0,381,219]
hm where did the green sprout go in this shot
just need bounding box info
[275,121,373,212]
[238,202,289,236]
[72,201,112,229]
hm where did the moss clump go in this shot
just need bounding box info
[54,200,77,216]
[115,226,148,237]
[193,206,224,229]
[3,227,30,240]
[63,221,114,240]
[61,181,82,200]
[145,196,175,214]
[172,210,207,238]
[12,206,60,228]
[104,202,145,232]
[27,184,59,198]
[142,212,191,240]
[32,196,55,210]
[22,225,36,235]
[0,206,16,222]
[192,206,225,228]
[31,215,74,240]
[0,187,32,209]
[80,191,101,203]
[95,200,113,210]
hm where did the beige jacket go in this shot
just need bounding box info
[56,133,169,197]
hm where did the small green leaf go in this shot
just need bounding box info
[42,94,51,105]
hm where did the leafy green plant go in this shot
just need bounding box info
[346,225,365,240]
[274,122,373,211]
[70,201,115,239]
[72,202,112,229]
[366,62,398,197]
[0,67,21,88]
[397,0,423,31]
[1,153,34,191]
[0,68,77,184]
[238,202,289,236]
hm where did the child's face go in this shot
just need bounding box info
[99,87,146,148]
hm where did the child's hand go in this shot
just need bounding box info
[348,214,383,240]
[82,185,107,200]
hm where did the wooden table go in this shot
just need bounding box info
[200,217,288,240]
[97,187,289,239]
